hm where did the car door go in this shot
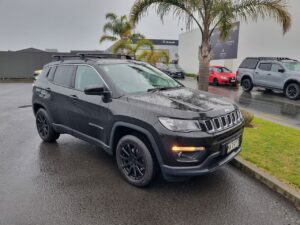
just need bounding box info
[69,65,111,143]
[268,63,285,89]
[48,64,77,129]
[255,62,272,87]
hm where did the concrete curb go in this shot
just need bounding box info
[231,156,300,210]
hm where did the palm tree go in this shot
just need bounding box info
[112,38,154,58]
[130,0,291,91]
[100,13,132,44]
[137,50,170,65]
[100,12,151,56]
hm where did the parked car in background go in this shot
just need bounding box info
[32,53,244,187]
[197,66,237,86]
[237,57,300,100]
[33,69,42,80]
[157,63,185,79]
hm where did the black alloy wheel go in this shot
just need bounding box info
[285,83,300,100]
[37,113,49,139]
[116,135,156,187]
[242,78,253,92]
[36,109,60,142]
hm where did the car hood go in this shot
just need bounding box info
[126,87,236,118]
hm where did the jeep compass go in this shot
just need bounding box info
[32,54,244,187]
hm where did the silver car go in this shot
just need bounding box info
[237,57,300,100]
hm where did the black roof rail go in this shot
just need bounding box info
[76,53,134,60]
[246,57,293,61]
[52,55,80,61]
[52,53,135,62]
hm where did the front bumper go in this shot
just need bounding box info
[153,121,244,177]
[161,147,241,176]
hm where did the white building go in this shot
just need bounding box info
[178,0,300,73]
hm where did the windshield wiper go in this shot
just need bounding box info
[147,86,182,92]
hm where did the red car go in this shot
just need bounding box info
[208,66,237,86]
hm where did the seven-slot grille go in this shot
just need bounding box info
[202,110,243,133]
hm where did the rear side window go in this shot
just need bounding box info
[53,65,75,88]
[47,66,56,81]
[258,63,272,71]
[239,58,259,69]
[74,65,104,91]
[271,64,283,72]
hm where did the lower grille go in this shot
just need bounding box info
[201,110,243,133]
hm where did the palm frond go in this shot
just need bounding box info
[106,12,117,21]
[99,35,117,43]
[103,22,114,33]
[111,39,133,54]
[130,0,203,32]
[234,0,291,34]
[133,39,154,54]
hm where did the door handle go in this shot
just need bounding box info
[267,74,272,76]
[69,95,79,100]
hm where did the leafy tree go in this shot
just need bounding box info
[137,50,170,65]
[100,12,153,56]
[130,0,291,91]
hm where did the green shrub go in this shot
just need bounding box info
[240,109,254,127]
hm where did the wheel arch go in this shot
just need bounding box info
[241,74,252,83]
[283,79,300,91]
[109,122,164,166]
[33,102,47,115]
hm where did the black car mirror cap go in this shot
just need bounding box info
[84,85,110,96]
[278,68,285,73]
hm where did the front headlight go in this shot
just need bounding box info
[159,117,202,132]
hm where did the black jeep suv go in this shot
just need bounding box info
[32,54,244,187]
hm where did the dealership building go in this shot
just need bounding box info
[178,0,300,73]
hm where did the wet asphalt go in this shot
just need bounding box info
[0,83,299,225]
[181,78,300,130]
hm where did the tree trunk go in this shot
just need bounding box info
[198,39,211,91]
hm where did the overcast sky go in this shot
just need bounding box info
[0,0,184,52]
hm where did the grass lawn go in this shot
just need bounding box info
[241,117,300,191]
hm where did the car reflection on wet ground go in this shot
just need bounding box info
[181,78,300,129]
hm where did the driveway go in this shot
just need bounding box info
[0,83,299,225]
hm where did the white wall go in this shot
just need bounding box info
[179,0,300,73]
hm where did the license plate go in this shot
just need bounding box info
[231,79,236,83]
[227,138,240,153]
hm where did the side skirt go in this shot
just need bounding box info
[52,123,112,155]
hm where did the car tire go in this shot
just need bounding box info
[285,83,300,100]
[35,108,60,142]
[213,78,219,86]
[242,78,253,92]
[116,135,156,187]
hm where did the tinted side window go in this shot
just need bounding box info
[239,59,259,69]
[47,66,57,81]
[271,64,283,72]
[258,63,272,71]
[53,65,75,88]
[75,65,104,91]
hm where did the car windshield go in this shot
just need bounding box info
[100,62,182,94]
[214,67,231,73]
[283,61,300,72]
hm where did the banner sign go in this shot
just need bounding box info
[210,22,240,60]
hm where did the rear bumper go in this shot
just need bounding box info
[161,147,241,176]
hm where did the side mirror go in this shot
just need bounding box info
[278,68,285,73]
[84,85,109,96]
